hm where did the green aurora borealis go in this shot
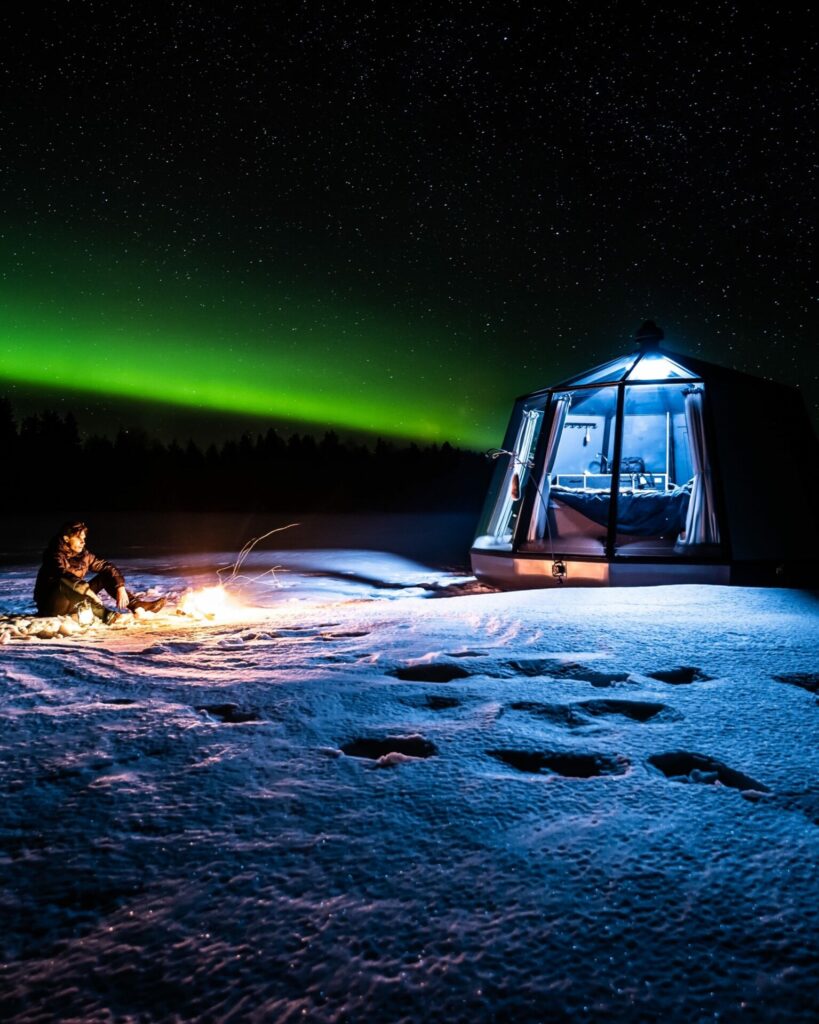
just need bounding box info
[2,4,816,450]
[1,234,500,447]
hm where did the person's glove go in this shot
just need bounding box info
[116,586,130,613]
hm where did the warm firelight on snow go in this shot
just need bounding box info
[178,585,238,621]
[76,604,96,626]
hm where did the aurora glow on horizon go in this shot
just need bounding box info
[1,233,503,447]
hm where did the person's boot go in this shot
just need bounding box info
[128,593,166,614]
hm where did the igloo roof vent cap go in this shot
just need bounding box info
[635,320,664,351]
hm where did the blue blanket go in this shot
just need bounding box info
[552,485,690,536]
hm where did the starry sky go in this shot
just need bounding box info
[1,2,816,447]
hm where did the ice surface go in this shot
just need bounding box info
[1,550,818,1022]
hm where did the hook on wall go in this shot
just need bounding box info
[565,420,597,448]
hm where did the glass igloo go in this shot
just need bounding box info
[472,322,819,588]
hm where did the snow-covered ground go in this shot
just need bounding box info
[1,550,818,1022]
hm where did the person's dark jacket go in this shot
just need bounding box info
[34,535,126,610]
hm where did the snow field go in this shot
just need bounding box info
[1,554,818,1022]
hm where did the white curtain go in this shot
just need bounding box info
[681,387,720,545]
[527,394,571,541]
[487,408,542,538]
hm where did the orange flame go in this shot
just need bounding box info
[179,585,236,621]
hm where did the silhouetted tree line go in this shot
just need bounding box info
[0,398,492,513]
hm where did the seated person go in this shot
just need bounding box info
[34,521,164,622]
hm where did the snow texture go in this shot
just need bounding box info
[1,550,818,1022]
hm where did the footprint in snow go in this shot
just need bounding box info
[141,640,202,655]
[548,664,632,688]
[509,697,674,727]
[648,666,714,684]
[39,751,141,783]
[424,695,462,711]
[319,630,371,640]
[579,699,678,723]
[488,748,629,778]
[773,673,819,695]
[389,663,471,683]
[400,694,464,711]
[341,734,437,767]
[499,659,631,687]
[509,702,589,727]
[647,751,769,793]
[216,637,246,650]
[196,703,261,724]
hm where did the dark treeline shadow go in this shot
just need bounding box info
[0,398,493,514]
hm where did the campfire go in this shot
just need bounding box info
[178,585,238,622]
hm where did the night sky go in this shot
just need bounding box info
[1,3,816,448]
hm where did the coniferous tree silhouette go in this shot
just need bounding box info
[0,397,492,514]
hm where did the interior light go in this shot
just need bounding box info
[629,354,684,381]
